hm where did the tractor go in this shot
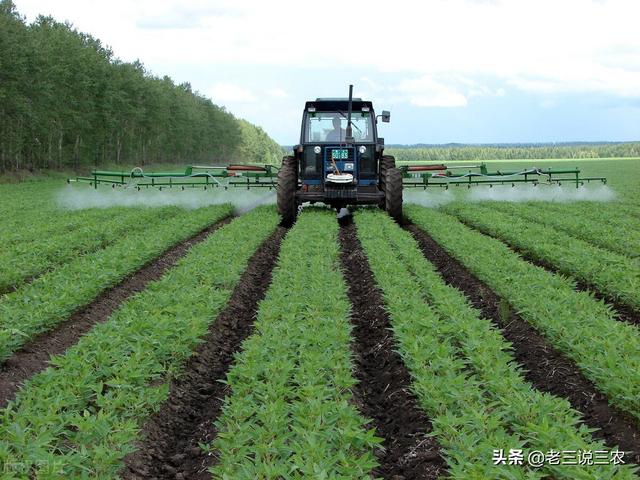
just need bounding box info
[277,85,402,225]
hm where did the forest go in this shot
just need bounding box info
[0,1,284,173]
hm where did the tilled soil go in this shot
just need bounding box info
[454,216,640,326]
[0,217,232,408]
[406,223,640,464]
[339,222,446,480]
[121,227,287,480]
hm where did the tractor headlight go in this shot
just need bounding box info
[314,146,321,154]
[359,146,367,154]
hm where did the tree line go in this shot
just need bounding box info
[386,142,640,162]
[0,1,283,173]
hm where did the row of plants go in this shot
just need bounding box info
[209,210,380,478]
[489,202,640,259]
[0,206,182,293]
[355,210,635,479]
[442,202,640,312]
[0,181,62,217]
[0,207,279,478]
[0,184,143,246]
[620,201,640,214]
[539,201,640,233]
[405,205,640,423]
[0,204,232,361]
[0,206,128,248]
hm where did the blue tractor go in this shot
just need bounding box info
[277,85,402,224]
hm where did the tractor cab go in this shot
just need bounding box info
[299,99,380,188]
[277,85,402,225]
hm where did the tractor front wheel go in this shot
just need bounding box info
[277,155,297,226]
[385,166,403,223]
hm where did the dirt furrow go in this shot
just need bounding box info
[0,217,232,409]
[406,223,640,464]
[121,226,287,480]
[454,216,640,326]
[339,221,446,480]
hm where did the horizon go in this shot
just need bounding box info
[12,0,640,145]
[284,140,640,148]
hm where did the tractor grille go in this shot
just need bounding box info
[325,185,357,199]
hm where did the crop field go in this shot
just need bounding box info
[0,158,639,479]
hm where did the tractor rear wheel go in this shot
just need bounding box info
[385,166,403,223]
[277,155,297,226]
[378,155,396,208]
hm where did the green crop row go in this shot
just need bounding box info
[0,206,182,293]
[0,204,232,362]
[405,204,640,422]
[0,206,279,478]
[355,209,636,479]
[0,207,129,248]
[210,210,380,479]
[489,201,640,259]
[530,200,640,233]
[442,202,640,311]
[620,201,640,216]
[0,182,66,221]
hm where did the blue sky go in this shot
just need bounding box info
[14,0,640,145]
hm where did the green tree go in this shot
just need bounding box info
[0,1,282,173]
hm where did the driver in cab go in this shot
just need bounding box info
[325,116,345,142]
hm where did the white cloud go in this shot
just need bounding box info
[266,88,288,98]
[394,76,468,107]
[508,66,640,97]
[209,82,255,103]
[540,98,557,109]
[359,75,499,108]
[12,0,640,99]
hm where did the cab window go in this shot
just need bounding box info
[305,112,373,142]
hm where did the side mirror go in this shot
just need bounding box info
[381,110,391,123]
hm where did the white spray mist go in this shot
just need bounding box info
[403,189,457,208]
[57,185,276,215]
[466,183,617,203]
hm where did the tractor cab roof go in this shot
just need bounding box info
[305,98,373,112]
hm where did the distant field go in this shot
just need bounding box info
[398,156,640,163]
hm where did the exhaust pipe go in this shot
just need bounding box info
[345,84,354,144]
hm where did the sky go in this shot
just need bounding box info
[13,0,640,145]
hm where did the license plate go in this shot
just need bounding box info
[331,149,349,160]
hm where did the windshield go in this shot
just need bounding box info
[305,111,374,143]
